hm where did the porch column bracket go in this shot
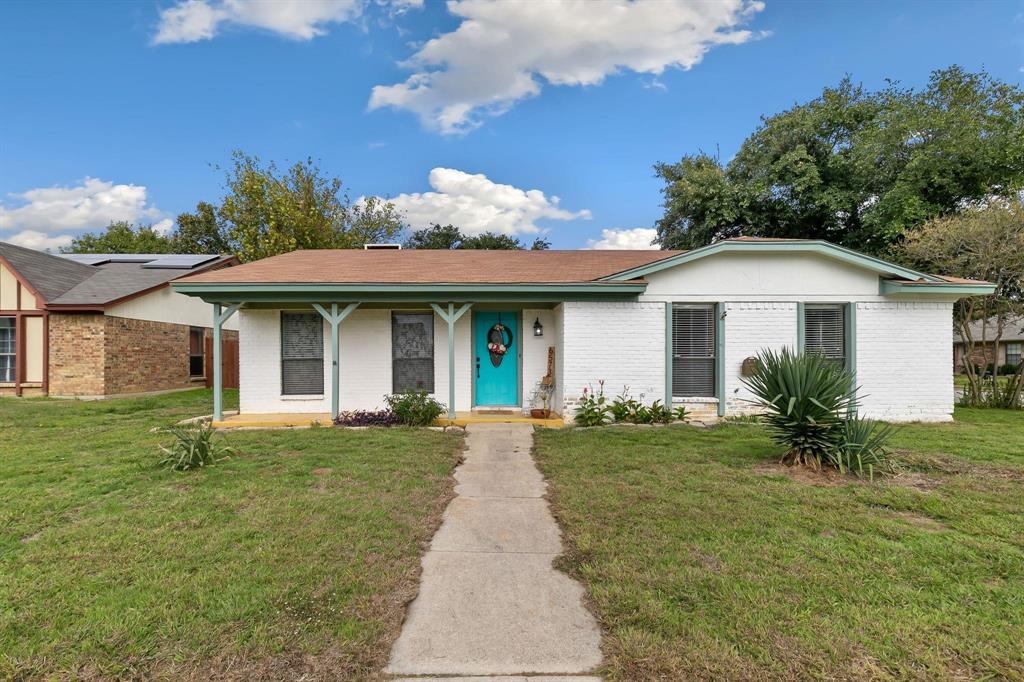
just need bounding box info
[312,302,361,421]
[212,302,241,423]
[431,302,473,419]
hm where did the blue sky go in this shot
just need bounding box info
[1,0,1021,251]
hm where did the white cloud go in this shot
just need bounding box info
[0,177,168,233]
[4,230,74,252]
[153,0,363,44]
[383,167,590,236]
[587,228,659,250]
[369,0,765,134]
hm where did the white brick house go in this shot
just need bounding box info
[173,239,993,424]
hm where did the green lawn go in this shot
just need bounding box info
[534,409,1024,681]
[0,389,462,680]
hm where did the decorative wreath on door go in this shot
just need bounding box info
[486,320,514,367]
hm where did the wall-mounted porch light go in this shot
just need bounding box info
[533,317,544,337]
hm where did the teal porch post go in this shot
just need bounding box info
[212,302,241,422]
[312,303,360,420]
[430,302,473,419]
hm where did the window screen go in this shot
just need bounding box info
[392,313,434,393]
[672,304,716,397]
[189,327,204,378]
[805,304,845,365]
[0,317,14,383]
[281,312,324,395]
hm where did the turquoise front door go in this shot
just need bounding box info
[474,311,519,406]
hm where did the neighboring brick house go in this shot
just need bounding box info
[954,315,1024,373]
[171,238,994,425]
[0,242,238,397]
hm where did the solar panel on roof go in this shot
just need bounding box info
[143,255,219,269]
[60,253,220,269]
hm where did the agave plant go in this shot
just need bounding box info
[158,422,234,471]
[829,414,896,478]
[742,348,857,467]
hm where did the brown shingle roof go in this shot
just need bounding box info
[177,249,683,285]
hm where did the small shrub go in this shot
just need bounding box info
[575,382,611,426]
[649,400,673,424]
[672,405,690,423]
[383,390,446,426]
[830,415,896,478]
[334,410,401,427]
[609,388,636,422]
[159,423,233,471]
[742,348,857,468]
[999,363,1020,376]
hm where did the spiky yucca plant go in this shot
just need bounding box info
[742,348,857,467]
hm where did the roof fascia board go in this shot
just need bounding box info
[879,280,996,296]
[171,281,646,304]
[598,240,944,283]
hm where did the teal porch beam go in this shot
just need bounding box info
[430,302,473,419]
[212,302,241,422]
[312,302,361,420]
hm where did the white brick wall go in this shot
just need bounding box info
[239,308,472,414]
[856,301,954,422]
[722,302,798,414]
[522,308,557,412]
[561,301,665,408]
[237,297,957,423]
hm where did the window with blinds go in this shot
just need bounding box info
[392,313,434,393]
[672,304,716,398]
[281,312,324,395]
[804,304,845,365]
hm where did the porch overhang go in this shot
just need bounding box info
[171,281,648,303]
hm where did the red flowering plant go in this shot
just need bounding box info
[575,380,611,426]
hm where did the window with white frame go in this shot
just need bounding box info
[281,312,324,395]
[804,304,846,366]
[392,312,434,393]
[1008,342,1022,368]
[0,317,13,383]
[672,304,716,398]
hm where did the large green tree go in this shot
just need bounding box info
[171,201,232,255]
[655,67,1024,254]
[404,223,550,250]
[64,221,175,254]
[218,152,404,261]
[897,203,1024,408]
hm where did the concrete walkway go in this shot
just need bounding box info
[385,423,602,680]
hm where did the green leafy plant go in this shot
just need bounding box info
[648,400,673,424]
[383,390,446,426]
[672,405,690,423]
[609,387,636,422]
[158,423,234,471]
[831,415,896,478]
[575,382,611,426]
[741,348,858,468]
